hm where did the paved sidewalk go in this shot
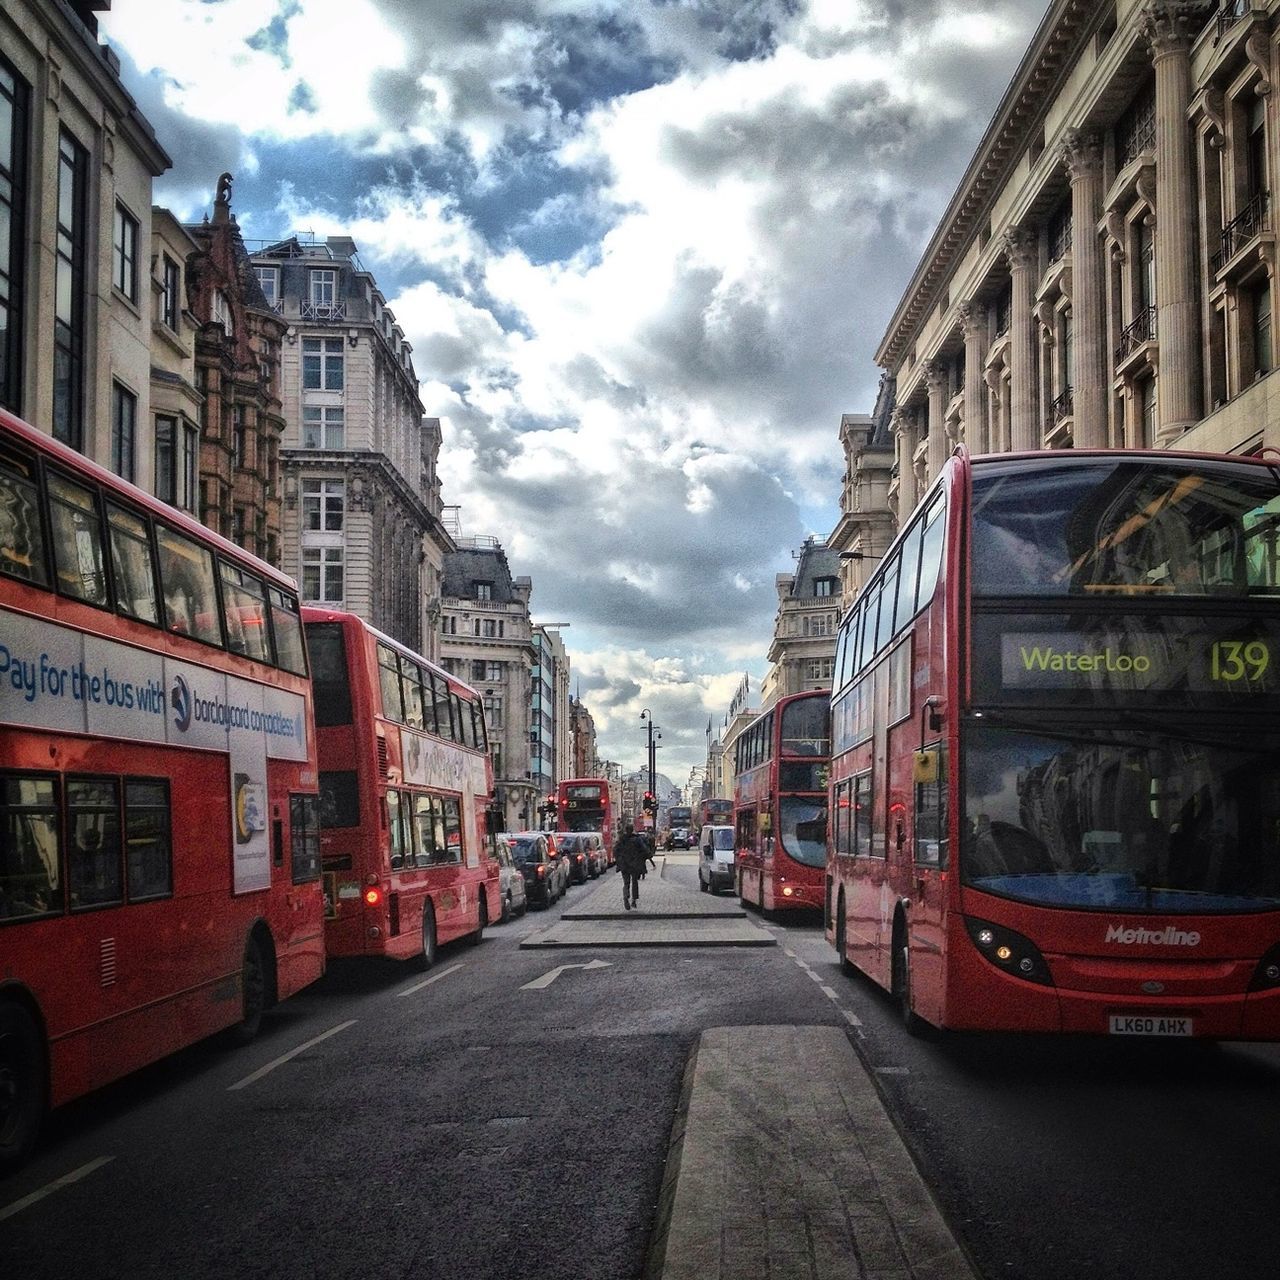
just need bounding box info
[519,858,775,949]
[649,1026,977,1280]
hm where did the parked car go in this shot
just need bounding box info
[494,836,528,921]
[555,832,593,885]
[507,832,559,908]
[542,831,571,898]
[698,824,736,894]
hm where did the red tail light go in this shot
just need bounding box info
[365,887,381,906]
[536,866,546,877]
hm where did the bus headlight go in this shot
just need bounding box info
[964,917,1053,987]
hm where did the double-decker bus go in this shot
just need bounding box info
[302,608,499,967]
[0,408,323,1172]
[698,797,733,829]
[557,777,615,862]
[827,446,1280,1039]
[734,690,830,912]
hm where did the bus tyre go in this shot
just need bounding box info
[835,900,855,977]
[0,1001,46,1174]
[418,903,438,971]
[468,894,487,946]
[231,935,267,1046]
[892,929,932,1040]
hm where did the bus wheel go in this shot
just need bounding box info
[891,927,931,1039]
[418,903,438,971]
[468,894,487,946]
[230,935,267,1045]
[835,899,854,977]
[0,1002,46,1174]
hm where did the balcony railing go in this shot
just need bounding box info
[1050,387,1074,425]
[1117,307,1157,361]
[1212,189,1270,273]
[300,300,348,322]
[1215,1,1251,43]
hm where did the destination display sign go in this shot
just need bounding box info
[971,612,1280,706]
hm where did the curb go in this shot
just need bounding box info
[642,1037,701,1280]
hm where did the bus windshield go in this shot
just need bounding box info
[778,798,827,867]
[781,697,830,757]
[962,721,1280,912]
[971,458,1280,598]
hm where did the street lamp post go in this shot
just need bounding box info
[640,708,659,824]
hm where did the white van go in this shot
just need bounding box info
[698,825,736,894]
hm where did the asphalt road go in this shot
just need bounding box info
[7,859,1280,1280]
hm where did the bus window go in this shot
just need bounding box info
[107,504,159,625]
[916,490,945,610]
[377,644,403,722]
[0,776,60,920]
[451,693,469,748]
[156,525,221,645]
[400,656,424,730]
[442,796,463,864]
[859,583,880,669]
[413,794,440,867]
[894,519,924,632]
[289,794,321,884]
[306,622,353,727]
[125,780,172,901]
[48,472,108,607]
[269,588,308,676]
[0,449,48,587]
[220,562,271,662]
[853,773,873,857]
[430,675,454,741]
[875,552,900,652]
[67,778,122,909]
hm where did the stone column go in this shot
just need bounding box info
[1143,0,1202,443]
[891,407,916,517]
[1062,129,1107,448]
[924,359,950,479]
[959,301,988,453]
[1004,226,1039,451]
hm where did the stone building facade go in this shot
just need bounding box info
[438,538,539,831]
[845,0,1280,573]
[530,624,571,805]
[249,235,452,657]
[1,0,169,476]
[762,535,843,705]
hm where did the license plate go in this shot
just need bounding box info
[1108,1014,1193,1037]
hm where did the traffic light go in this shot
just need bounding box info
[643,791,656,814]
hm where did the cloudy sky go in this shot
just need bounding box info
[99,0,1043,785]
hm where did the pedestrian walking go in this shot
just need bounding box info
[614,823,649,910]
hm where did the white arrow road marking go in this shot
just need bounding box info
[520,959,613,991]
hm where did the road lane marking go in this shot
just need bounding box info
[396,962,465,997]
[875,1066,910,1075]
[820,985,839,1000]
[0,1156,114,1222]
[228,1020,357,1091]
[841,1009,863,1027]
[521,959,612,990]
[783,948,796,957]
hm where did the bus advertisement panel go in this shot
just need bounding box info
[734,691,830,912]
[0,407,322,1173]
[304,609,499,966]
[826,447,1280,1039]
[557,777,615,860]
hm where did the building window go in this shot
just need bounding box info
[254,265,279,308]
[1248,94,1268,202]
[0,56,29,414]
[155,415,198,511]
[302,405,344,448]
[491,744,503,777]
[231,507,245,545]
[113,203,139,302]
[302,337,344,390]
[302,479,344,531]
[309,269,337,307]
[54,130,87,450]
[1139,376,1157,445]
[813,577,837,597]
[161,255,181,330]
[806,658,834,681]
[212,290,233,337]
[485,661,504,681]
[302,546,344,602]
[233,403,248,468]
[111,383,136,483]
[474,580,493,601]
[1254,278,1273,378]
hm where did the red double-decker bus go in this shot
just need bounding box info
[733,691,830,912]
[0,408,323,1172]
[302,609,499,966]
[557,777,615,862]
[827,447,1280,1039]
[698,797,733,829]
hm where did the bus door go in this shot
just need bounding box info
[904,738,948,1025]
